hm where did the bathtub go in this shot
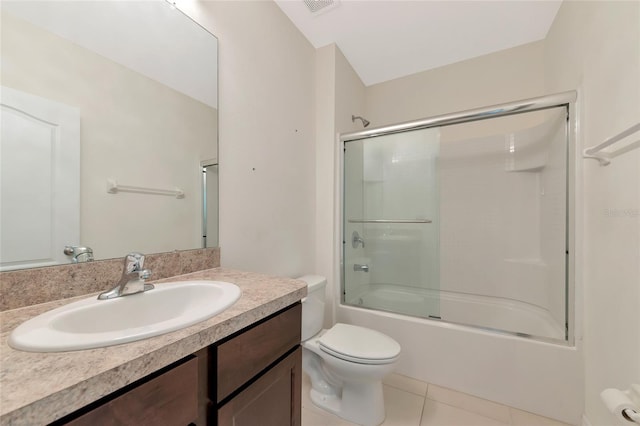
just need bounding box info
[348,284,565,340]
[337,287,583,424]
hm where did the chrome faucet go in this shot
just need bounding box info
[98,252,153,300]
[353,264,369,273]
[64,245,94,263]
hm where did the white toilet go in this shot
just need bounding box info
[299,275,401,426]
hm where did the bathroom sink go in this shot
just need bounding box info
[8,280,241,352]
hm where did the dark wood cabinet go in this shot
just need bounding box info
[56,357,199,426]
[217,303,301,403]
[217,348,301,426]
[54,303,302,426]
[215,303,302,426]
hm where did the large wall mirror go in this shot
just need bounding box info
[0,1,218,270]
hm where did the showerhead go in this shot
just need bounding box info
[352,115,370,128]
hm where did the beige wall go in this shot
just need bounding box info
[544,2,640,425]
[365,41,545,127]
[314,44,367,325]
[314,44,337,324]
[185,1,317,276]
[1,12,216,260]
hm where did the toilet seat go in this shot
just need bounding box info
[318,323,400,365]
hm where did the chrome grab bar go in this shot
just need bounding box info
[348,219,432,224]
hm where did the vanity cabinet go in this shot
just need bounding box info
[215,303,301,426]
[218,348,301,426]
[58,357,199,426]
[54,303,301,426]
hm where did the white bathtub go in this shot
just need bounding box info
[337,288,583,424]
[348,284,565,340]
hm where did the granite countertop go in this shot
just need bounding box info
[0,268,307,425]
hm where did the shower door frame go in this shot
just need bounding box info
[339,90,578,346]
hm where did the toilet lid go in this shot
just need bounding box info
[318,323,400,364]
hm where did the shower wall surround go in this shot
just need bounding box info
[0,247,220,311]
[342,104,570,342]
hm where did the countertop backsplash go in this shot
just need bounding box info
[0,247,221,311]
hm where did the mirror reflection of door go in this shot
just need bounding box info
[0,87,80,270]
[201,162,218,248]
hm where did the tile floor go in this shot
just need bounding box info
[301,373,573,426]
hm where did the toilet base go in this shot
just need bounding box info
[309,378,386,426]
[310,388,342,416]
[302,329,398,426]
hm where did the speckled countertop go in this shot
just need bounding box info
[0,268,307,425]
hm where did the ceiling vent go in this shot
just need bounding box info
[303,0,340,15]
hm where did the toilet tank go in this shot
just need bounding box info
[298,275,327,341]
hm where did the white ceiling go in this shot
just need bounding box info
[274,0,562,86]
[2,1,218,108]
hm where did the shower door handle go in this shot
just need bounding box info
[353,264,369,273]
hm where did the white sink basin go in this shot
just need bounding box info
[8,280,241,352]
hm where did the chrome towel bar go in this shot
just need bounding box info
[107,179,185,198]
[583,122,640,166]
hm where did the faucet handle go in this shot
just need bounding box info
[352,231,365,248]
[124,252,145,272]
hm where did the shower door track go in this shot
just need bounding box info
[341,91,576,142]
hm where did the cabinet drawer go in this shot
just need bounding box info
[217,303,301,402]
[64,357,198,426]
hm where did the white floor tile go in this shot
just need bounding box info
[302,409,334,426]
[420,399,510,426]
[384,373,429,396]
[510,408,573,426]
[427,384,511,424]
[382,385,425,426]
[303,408,357,426]
[304,371,575,426]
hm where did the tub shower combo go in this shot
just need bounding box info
[339,92,581,423]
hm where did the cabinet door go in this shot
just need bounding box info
[218,347,301,426]
[61,357,198,426]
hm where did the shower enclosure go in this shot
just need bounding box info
[342,92,575,343]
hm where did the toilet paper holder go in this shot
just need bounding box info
[622,408,640,423]
[601,385,640,424]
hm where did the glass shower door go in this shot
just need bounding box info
[343,127,440,319]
